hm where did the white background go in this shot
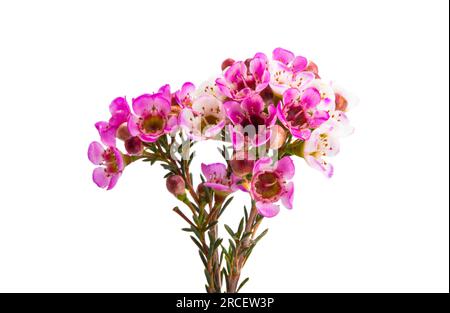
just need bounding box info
[0,0,448,293]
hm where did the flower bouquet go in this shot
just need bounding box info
[87,48,355,293]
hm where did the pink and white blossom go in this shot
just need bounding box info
[88,141,124,190]
[201,163,238,195]
[216,54,270,101]
[95,97,130,146]
[128,93,178,143]
[277,87,330,140]
[224,94,276,148]
[269,48,315,96]
[250,156,295,218]
[179,94,226,140]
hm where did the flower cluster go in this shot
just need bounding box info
[88,48,355,218]
[87,48,355,293]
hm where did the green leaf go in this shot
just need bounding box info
[254,229,269,244]
[206,221,218,231]
[199,251,207,268]
[243,206,248,224]
[190,236,204,252]
[224,224,235,239]
[237,218,244,239]
[237,278,250,292]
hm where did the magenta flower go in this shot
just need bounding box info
[201,163,238,195]
[95,97,130,147]
[88,141,125,190]
[128,93,178,143]
[175,82,195,108]
[216,54,270,101]
[224,94,276,148]
[250,157,295,218]
[277,87,330,140]
[273,48,308,74]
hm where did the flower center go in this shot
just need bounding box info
[285,104,308,128]
[253,172,282,201]
[103,149,120,174]
[142,115,165,134]
[201,114,220,130]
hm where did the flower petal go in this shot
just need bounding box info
[256,202,280,218]
[281,182,294,209]
[283,88,301,105]
[127,116,140,137]
[292,56,308,73]
[158,84,171,103]
[242,94,264,116]
[204,182,231,192]
[107,173,121,190]
[92,167,109,189]
[109,97,130,115]
[224,100,245,125]
[88,141,105,165]
[201,163,227,181]
[276,156,295,180]
[95,121,116,147]
[253,157,274,173]
[132,94,152,116]
[304,155,334,178]
[291,128,311,140]
[301,87,321,109]
[273,48,295,65]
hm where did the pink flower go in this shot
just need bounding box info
[302,124,340,178]
[179,95,226,140]
[201,163,238,195]
[215,53,270,101]
[272,48,308,74]
[269,48,315,96]
[175,82,195,108]
[250,157,295,218]
[224,94,276,148]
[88,141,124,190]
[306,79,336,112]
[277,87,330,140]
[128,92,178,143]
[95,97,130,146]
[302,107,353,178]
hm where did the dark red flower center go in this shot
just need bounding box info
[142,115,165,134]
[253,172,282,201]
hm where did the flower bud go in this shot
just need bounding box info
[221,58,235,71]
[305,61,320,79]
[166,175,186,197]
[124,136,143,155]
[270,125,287,150]
[230,150,255,178]
[197,183,207,199]
[116,123,132,141]
[335,93,348,112]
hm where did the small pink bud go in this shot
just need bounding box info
[116,123,132,141]
[270,125,287,150]
[197,183,207,199]
[221,58,235,71]
[166,175,186,197]
[230,150,255,178]
[305,61,320,79]
[335,93,348,112]
[124,137,143,155]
